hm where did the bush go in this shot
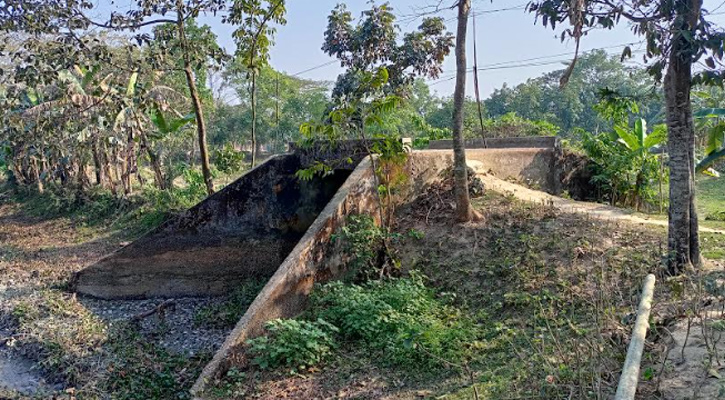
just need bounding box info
[578,129,666,210]
[310,275,480,369]
[333,215,388,279]
[706,210,725,221]
[246,319,338,371]
[213,144,245,174]
[475,112,559,139]
[14,184,126,223]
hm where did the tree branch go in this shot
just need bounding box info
[243,0,286,69]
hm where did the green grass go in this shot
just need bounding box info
[633,177,725,231]
[698,177,725,229]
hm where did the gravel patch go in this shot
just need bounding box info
[80,297,233,356]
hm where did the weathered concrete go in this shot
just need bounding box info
[411,148,559,193]
[426,137,561,193]
[71,154,352,299]
[191,157,379,397]
[428,136,559,149]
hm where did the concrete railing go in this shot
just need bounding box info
[614,274,656,400]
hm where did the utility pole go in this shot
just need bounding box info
[472,9,487,147]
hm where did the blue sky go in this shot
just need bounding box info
[103,0,725,98]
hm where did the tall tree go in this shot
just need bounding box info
[227,0,287,168]
[451,0,476,222]
[528,0,725,272]
[217,65,329,151]
[322,2,453,104]
[0,0,230,196]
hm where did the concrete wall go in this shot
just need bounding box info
[191,157,379,397]
[411,148,559,193]
[428,136,559,149]
[70,154,351,299]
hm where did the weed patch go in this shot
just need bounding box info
[8,290,107,386]
[310,275,480,370]
[102,323,211,400]
[247,319,338,372]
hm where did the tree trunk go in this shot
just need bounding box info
[91,133,104,186]
[142,134,166,190]
[32,157,43,194]
[251,70,258,168]
[122,129,134,195]
[102,143,117,195]
[177,3,214,196]
[77,156,89,190]
[452,0,474,222]
[664,0,702,273]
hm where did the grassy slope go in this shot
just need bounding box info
[224,192,697,400]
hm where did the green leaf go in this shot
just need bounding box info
[614,125,639,151]
[697,148,725,173]
[126,72,139,97]
[149,105,169,133]
[705,123,725,155]
[634,118,647,148]
[23,89,39,106]
[694,108,725,118]
[167,113,196,133]
[643,124,667,149]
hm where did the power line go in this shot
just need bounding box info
[443,4,527,22]
[397,3,527,25]
[427,41,644,82]
[470,41,643,70]
[289,36,647,83]
[427,46,647,87]
[290,60,338,77]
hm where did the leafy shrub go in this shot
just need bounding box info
[14,184,126,223]
[473,112,559,139]
[117,184,206,235]
[578,127,667,210]
[246,319,338,371]
[310,275,480,368]
[179,167,212,202]
[213,144,245,174]
[333,214,389,279]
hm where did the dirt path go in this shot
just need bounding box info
[475,172,725,235]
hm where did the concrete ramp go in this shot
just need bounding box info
[71,154,354,299]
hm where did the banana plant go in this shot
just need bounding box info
[611,118,667,211]
[693,107,725,176]
[148,104,196,140]
[613,118,666,153]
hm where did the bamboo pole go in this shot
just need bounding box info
[614,273,656,400]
